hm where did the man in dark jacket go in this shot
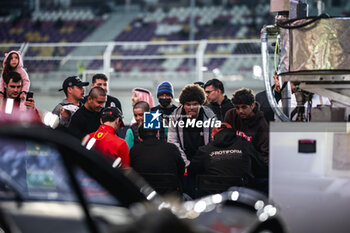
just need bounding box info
[68,87,106,139]
[130,125,185,195]
[204,78,234,121]
[224,88,269,163]
[151,81,177,121]
[189,123,267,193]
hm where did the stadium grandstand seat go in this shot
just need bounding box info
[0,9,106,73]
[0,4,272,74]
[84,5,271,73]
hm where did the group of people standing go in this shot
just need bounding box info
[0,50,269,198]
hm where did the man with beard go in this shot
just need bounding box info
[224,88,269,163]
[53,76,89,129]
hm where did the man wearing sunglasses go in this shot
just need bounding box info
[224,88,269,164]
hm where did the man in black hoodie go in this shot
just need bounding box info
[130,124,185,195]
[224,88,269,163]
[189,123,268,195]
[204,79,233,121]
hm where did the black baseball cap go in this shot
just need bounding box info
[59,76,89,92]
[101,107,125,128]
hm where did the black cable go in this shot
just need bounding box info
[277,13,330,29]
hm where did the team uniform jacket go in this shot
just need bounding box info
[89,124,130,167]
[189,128,268,184]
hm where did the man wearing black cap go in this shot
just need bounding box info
[87,107,129,167]
[52,76,89,129]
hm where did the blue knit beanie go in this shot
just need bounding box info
[157,81,174,98]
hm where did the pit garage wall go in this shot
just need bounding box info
[269,122,350,233]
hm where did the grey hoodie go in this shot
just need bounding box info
[167,105,218,167]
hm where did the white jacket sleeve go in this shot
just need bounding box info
[167,112,190,167]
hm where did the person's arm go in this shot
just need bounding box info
[167,112,190,167]
[187,146,207,177]
[68,112,85,139]
[255,123,269,161]
[115,98,122,112]
[20,69,30,93]
[170,144,185,177]
[247,143,268,178]
[124,128,134,151]
[52,104,61,116]
[118,140,130,167]
[224,108,234,127]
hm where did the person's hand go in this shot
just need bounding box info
[24,98,35,109]
[19,92,26,100]
[0,92,4,98]
[60,107,71,118]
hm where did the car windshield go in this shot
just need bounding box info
[0,137,120,206]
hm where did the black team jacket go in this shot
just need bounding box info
[189,128,268,185]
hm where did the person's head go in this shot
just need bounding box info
[212,122,232,138]
[231,88,256,119]
[3,71,22,98]
[59,76,89,99]
[86,87,107,112]
[100,107,124,129]
[179,84,206,119]
[3,51,21,72]
[156,81,174,108]
[138,124,159,140]
[133,101,150,125]
[91,73,108,92]
[204,78,225,103]
[131,88,155,108]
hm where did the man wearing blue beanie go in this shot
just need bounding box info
[151,81,177,122]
